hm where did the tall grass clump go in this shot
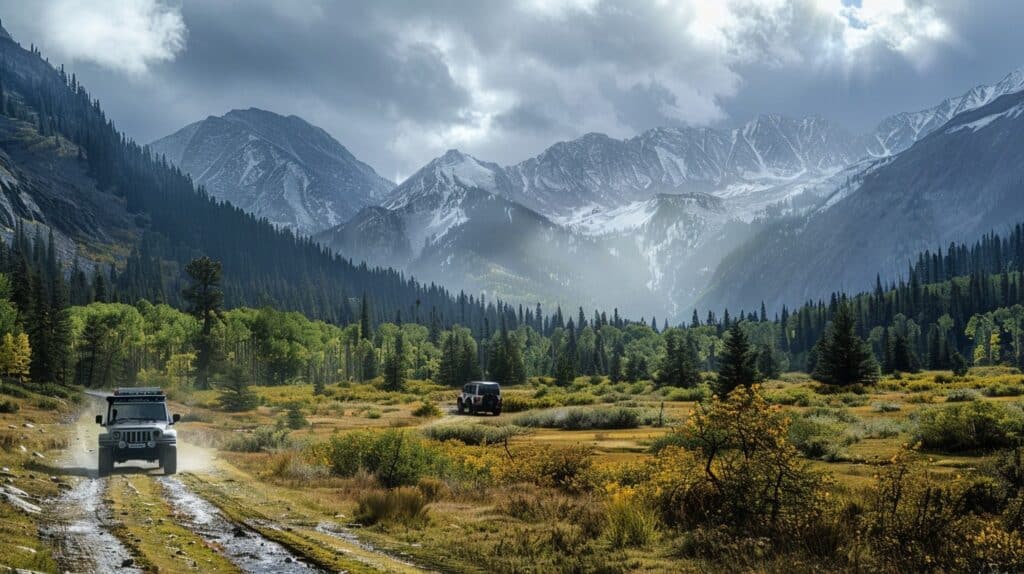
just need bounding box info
[605,487,659,547]
[356,487,429,526]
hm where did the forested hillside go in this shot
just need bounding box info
[0,25,526,332]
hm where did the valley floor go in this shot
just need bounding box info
[2,369,1022,572]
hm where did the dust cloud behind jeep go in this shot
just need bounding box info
[95,388,181,477]
[457,381,502,415]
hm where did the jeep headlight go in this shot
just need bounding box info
[147,440,156,448]
[113,431,121,440]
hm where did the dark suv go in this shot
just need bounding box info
[457,381,502,415]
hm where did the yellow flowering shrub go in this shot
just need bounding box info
[642,385,830,537]
[493,444,596,492]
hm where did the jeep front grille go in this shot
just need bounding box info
[122,430,152,443]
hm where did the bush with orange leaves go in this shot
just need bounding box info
[642,385,831,537]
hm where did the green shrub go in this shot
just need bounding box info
[804,406,859,423]
[0,382,28,399]
[498,394,529,412]
[945,389,980,402]
[765,386,823,407]
[648,431,689,453]
[832,392,869,407]
[222,426,292,452]
[664,384,711,402]
[872,402,902,412]
[322,429,444,487]
[857,419,904,439]
[984,384,1024,398]
[422,423,522,445]
[913,401,1024,452]
[788,413,858,460]
[356,487,428,526]
[32,396,61,411]
[28,383,81,402]
[0,399,18,413]
[412,402,441,417]
[513,407,650,430]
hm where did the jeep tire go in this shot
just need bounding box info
[457,400,465,414]
[98,447,114,478]
[160,446,177,475]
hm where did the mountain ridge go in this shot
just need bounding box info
[149,108,394,236]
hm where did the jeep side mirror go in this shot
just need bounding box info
[95,415,103,425]
[172,413,181,424]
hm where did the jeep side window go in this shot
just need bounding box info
[463,384,473,394]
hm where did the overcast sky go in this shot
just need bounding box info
[0,0,1022,182]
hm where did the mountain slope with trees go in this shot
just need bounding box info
[703,89,1024,313]
[0,24,500,330]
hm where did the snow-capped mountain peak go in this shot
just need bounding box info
[864,66,1024,157]
[382,149,509,211]
[149,108,394,236]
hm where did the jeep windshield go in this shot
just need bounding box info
[110,403,168,423]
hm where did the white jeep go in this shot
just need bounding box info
[457,381,502,415]
[95,388,180,477]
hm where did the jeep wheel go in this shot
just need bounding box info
[493,407,502,416]
[98,447,113,478]
[161,447,177,475]
[457,400,465,414]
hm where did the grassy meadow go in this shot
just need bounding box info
[152,367,1024,572]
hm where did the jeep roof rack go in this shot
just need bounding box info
[112,387,165,396]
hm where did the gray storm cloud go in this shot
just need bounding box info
[0,0,1018,181]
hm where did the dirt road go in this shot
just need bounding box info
[41,395,326,574]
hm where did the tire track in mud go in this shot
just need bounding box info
[43,477,143,574]
[42,397,143,574]
[159,476,323,573]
